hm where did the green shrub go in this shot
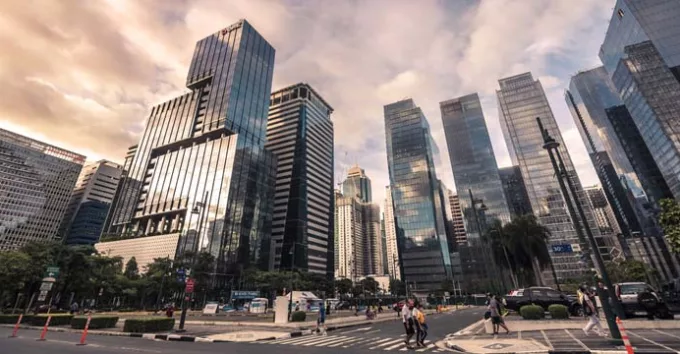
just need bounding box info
[123,317,175,333]
[291,311,306,322]
[519,304,545,320]
[548,304,569,319]
[71,316,119,329]
[27,314,73,326]
[0,314,29,324]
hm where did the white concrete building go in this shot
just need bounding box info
[384,186,401,280]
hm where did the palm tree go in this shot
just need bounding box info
[501,215,552,287]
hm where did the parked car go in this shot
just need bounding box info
[505,287,583,316]
[615,282,673,319]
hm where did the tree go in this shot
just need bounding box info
[389,278,406,296]
[124,257,140,280]
[659,198,680,254]
[359,277,380,295]
[335,278,353,296]
[499,215,552,287]
[605,259,659,284]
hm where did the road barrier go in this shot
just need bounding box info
[9,314,23,338]
[37,315,51,341]
[616,316,634,354]
[77,315,92,346]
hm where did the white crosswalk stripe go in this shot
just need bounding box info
[262,334,439,351]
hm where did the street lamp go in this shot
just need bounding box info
[537,117,624,341]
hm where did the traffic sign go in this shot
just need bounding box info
[40,282,53,291]
[38,291,48,302]
[185,279,195,294]
[45,266,60,278]
[552,244,573,253]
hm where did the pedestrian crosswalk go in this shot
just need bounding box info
[257,334,443,352]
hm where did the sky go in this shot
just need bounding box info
[0,0,615,207]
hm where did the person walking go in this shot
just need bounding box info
[416,304,428,346]
[402,301,416,349]
[411,303,423,347]
[581,285,607,337]
[316,303,327,336]
[488,294,509,335]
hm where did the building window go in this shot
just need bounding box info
[617,8,624,19]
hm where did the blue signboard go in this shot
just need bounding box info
[231,290,260,300]
[552,244,573,254]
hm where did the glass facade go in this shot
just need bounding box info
[498,166,533,220]
[0,128,85,250]
[497,72,610,282]
[342,165,372,203]
[612,41,680,201]
[266,83,334,276]
[384,99,451,290]
[104,20,277,278]
[440,93,510,241]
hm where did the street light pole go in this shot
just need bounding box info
[537,117,623,341]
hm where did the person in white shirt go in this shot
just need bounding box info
[581,284,606,337]
[402,301,415,348]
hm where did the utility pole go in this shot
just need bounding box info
[537,117,624,341]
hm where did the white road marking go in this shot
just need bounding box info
[385,341,407,350]
[327,336,364,347]
[289,335,339,345]
[341,327,372,334]
[306,336,349,346]
[653,329,680,341]
[417,343,436,352]
[628,330,677,352]
[369,338,402,349]
[342,337,376,348]
[541,330,553,350]
[564,329,590,350]
[365,329,382,335]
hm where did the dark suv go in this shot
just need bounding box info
[505,287,582,316]
[615,282,673,319]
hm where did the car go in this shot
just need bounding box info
[615,282,673,319]
[334,301,351,310]
[505,287,583,316]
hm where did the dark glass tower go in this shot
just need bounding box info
[104,20,277,279]
[342,165,372,203]
[384,99,452,290]
[440,93,510,241]
[498,166,533,220]
[266,83,334,276]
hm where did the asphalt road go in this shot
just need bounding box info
[0,307,483,353]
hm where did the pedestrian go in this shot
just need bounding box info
[494,294,510,334]
[416,304,428,346]
[402,300,416,349]
[70,301,79,315]
[581,285,607,337]
[316,303,327,336]
[411,303,423,347]
[325,301,331,316]
[488,293,509,335]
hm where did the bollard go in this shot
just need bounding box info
[9,314,23,338]
[76,315,92,346]
[37,315,52,341]
[616,317,634,354]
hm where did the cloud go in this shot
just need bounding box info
[0,0,616,209]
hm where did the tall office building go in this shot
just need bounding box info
[335,194,365,280]
[102,20,277,277]
[448,192,467,247]
[384,99,451,290]
[440,93,510,242]
[0,128,84,250]
[565,68,653,240]
[266,83,334,275]
[600,0,680,200]
[61,160,123,245]
[342,164,372,203]
[384,185,401,280]
[584,186,624,260]
[498,166,533,220]
[497,72,611,282]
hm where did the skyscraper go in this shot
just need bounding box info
[440,93,510,241]
[448,193,467,246]
[384,185,401,280]
[565,67,651,240]
[0,128,85,250]
[384,99,451,290]
[497,72,611,282]
[61,160,123,245]
[102,20,277,277]
[342,164,372,203]
[498,166,533,220]
[600,1,680,200]
[266,83,334,275]
[335,195,365,280]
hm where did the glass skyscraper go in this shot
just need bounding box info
[440,93,510,241]
[104,20,277,278]
[0,128,85,250]
[384,99,451,290]
[266,83,334,276]
[342,164,372,203]
[498,166,533,220]
[497,72,611,282]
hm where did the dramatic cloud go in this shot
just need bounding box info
[0,0,613,206]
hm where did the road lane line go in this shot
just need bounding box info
[541,330,553,350]
[365,329,382,335]
[368,337,400,349]
[564,329,589,350]
[653,329,680,340]
[327,337,364,347]
[417,343,436,352]
[268,336,320,344]
[341,327,372,334]
[385,341,407,350]
[346,337,388,348]
[306,336,349,346]
[285,335,339,345]
[628,330,676,352]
